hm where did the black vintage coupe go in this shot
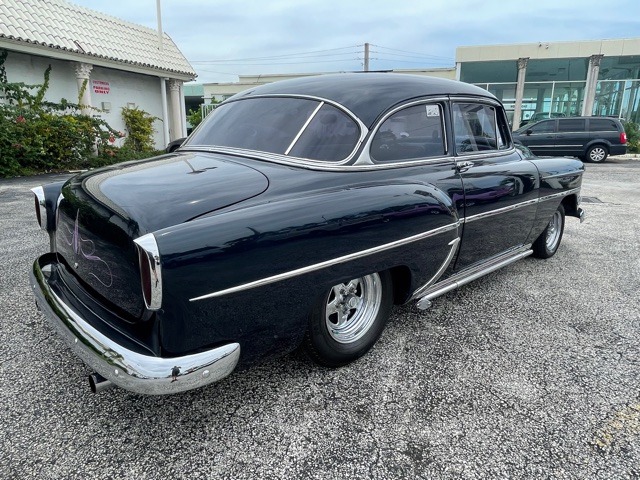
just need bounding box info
[30,74,585,395]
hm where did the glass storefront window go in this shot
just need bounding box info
[598,56,640,81]
[525,58,589,82]
[550,82,585,117]
[460,61,517,83]
[593,80,640,122]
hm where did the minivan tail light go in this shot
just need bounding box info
[134,233,163,311]
[620,132,627,144]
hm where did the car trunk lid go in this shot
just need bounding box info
[55,152,269,319]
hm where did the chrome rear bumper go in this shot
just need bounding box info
[30,255,240,395]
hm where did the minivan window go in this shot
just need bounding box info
[528,120,555,134]
[589,119,618,132]
[370,103,445,162]
[558,119,586,132]
[452,103,500,153]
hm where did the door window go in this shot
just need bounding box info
[452,103,506,153]
[370,104,446,162]
[557,118,586,132]
[528,120,556,134]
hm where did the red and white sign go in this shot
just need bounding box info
[92,80,110,95]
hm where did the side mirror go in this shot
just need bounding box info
[526,129,533,136]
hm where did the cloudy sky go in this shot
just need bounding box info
[72,0,640,84]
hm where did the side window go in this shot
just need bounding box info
[558,118,586,132]
[589,119,618,132]
[529,120,555,134]
[452,103,500,153]
[370,104,445,162]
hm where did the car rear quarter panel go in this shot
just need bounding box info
[153,181,460,365]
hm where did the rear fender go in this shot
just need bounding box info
[151,182,460,361]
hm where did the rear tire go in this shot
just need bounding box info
[304,271,393,367]
[586,145,608,163]
[532,204,565,259]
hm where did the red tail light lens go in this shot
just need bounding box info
[137,246,153,307]
[620,132,627,144]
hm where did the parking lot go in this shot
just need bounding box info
[1,159,639,479]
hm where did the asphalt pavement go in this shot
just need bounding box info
[1,160,639,479]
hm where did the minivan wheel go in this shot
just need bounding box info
[586,145,608,162]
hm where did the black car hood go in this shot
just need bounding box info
[71,152,269,233]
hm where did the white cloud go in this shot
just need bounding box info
[70,0,640,82]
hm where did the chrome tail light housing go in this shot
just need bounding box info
[134,233,163,311]
[31,186,47,231]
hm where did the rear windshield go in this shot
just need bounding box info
[186,97,360,162]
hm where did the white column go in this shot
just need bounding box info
[179,83,187,137]
[512,57,529,131]
[160,78,170,148]
[168,79,183,141]
[582,54,604,117]
[74,63,93,115]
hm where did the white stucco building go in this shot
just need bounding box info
[0,0,196,149]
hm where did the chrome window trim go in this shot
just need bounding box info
[190,221,461,302]
[133,233,163,311]
[285,101,324,155]
[185,94,368,167]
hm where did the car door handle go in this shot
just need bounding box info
[456,161,474,171]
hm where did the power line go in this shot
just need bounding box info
[371,44,453,61]
[191,45,361,64]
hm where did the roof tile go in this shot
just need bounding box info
[0,0,196,78]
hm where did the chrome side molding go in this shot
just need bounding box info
[415,245,533,310]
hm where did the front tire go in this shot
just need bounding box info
[304,271,393,367]
[532,204,565,259]
[586,144,608,162]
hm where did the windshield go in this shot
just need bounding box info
[186,97,361,162]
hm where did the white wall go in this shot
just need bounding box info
[3,50,169,149]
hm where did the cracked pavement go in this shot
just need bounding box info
[1,160,639,479]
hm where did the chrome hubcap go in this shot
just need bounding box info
[325,273,382,344]
[590,147,606,161]
[545,211,562,251]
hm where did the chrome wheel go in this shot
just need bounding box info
[325,273,382,344]
[533,204,565,259]
[588,146,607,162]
[545,210,562,251]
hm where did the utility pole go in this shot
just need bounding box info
[364,43,370,72]
[156,0,163,51]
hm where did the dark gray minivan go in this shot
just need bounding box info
[513,116,627,162]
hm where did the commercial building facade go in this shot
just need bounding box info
[456,39,640,129]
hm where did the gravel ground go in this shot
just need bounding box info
[1,160,639,479]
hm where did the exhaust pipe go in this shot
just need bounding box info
[89,373,114,394]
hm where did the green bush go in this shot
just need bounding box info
[623,121,639,153]
[0,49,161,177]
[121,106,157,153]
